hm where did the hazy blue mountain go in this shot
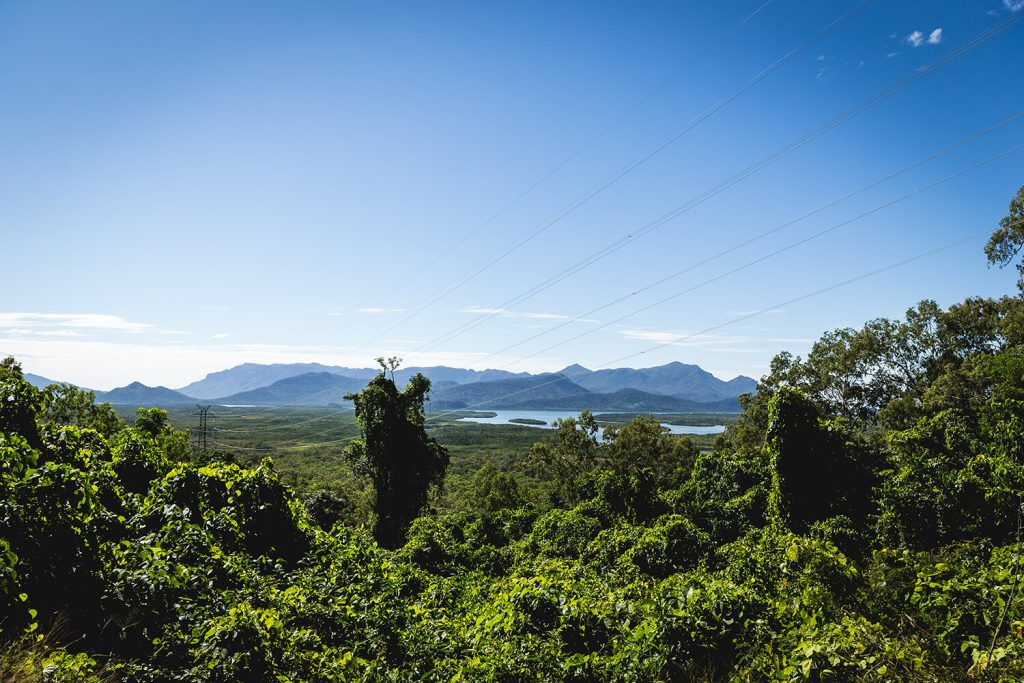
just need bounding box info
[557,361,755,403]
[178,363,529,399]
[558,364,593,382]
[393,367,529,386]
[211,372,368,406]
[433,384,741,412]
[96,382,196,406]
[162,360,755,409]
[724,375,758,395]
[541,388,739,412]
[25,373,60,389]
[178,363,377,399]
[429,373,589,410]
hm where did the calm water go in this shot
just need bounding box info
[455,409,725,435]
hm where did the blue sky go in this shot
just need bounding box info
[2,0,1023,390]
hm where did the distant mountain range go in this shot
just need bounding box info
[558,362,754,403]
[25,373,60,389]
[427,374,745,412]
[177,362,529,400]
[30,361,756,413]
[176,363,373,399]
[95,382,196,406]
[213,372,368,406]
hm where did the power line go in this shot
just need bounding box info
[602,232,996,369]
[360,0,777,311]
[214,405,354,434]
[180,14,1019,448]
[182,10,1023,425]
[488,144,1024,369]
[201,376,364,421]
[355,0,876,351]
[411,11,1024,352]
[209,225,1004,451]
[468,112,1024,367]
[212,436,357,453]
[223,10,1021,413]
[212,416,355,450]
[211,137,1021,441]
[421,227,1000,423]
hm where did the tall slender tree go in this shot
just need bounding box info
[344,357,449,547]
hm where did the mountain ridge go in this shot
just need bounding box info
[212,372,367,406]
[79,361,756,411]
[178,363,531,399]
[556,361,755,402]
[96,382,195,405]
[25,373,60,389]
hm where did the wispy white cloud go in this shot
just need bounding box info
[522,312,568,320]
[356,307,405,314]
[816,54,825,61]
[906,28,942,47]
[462,306,568,320]
[212,333,229,339]
[619,328,753,348]
[4,328,85,338]
[0,312,152,334]
[1005,0,1024,12]
[887,51,899,58]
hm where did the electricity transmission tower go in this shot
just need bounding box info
[192,404,213,455]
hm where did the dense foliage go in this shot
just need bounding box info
[2,305,1023,681]
[3,195,1024,679]
[344,357,449,548]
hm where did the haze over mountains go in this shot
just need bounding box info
[177,363,532,399]
[43,362,756,413]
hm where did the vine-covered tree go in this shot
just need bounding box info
[765,387,875,535]
[344,357,449,547]
[985,183,1024,287]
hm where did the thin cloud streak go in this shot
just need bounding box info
[619,328,753,348]
[462,306,569,320]
[0,312,152,334]
[618,328,815,349]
